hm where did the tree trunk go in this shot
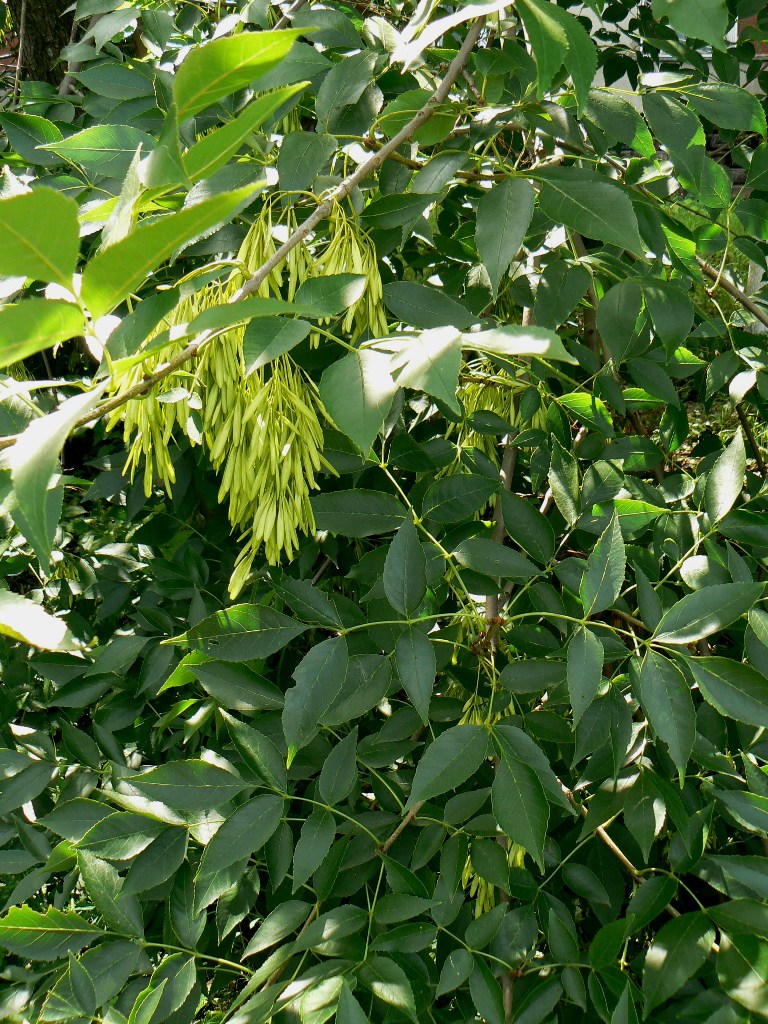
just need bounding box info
[7,0,74,86]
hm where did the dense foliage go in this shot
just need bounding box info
[1,0,768,1021]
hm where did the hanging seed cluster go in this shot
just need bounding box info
[451,362,547,463]
[110,198,386,597]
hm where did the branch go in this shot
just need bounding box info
[697,256,768,329]
[12,0,25,103]
[0,18,485,454]
[378,801,424,854]
[231,17,485,303]
[274,0,309,31]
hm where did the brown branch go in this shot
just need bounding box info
[378,801,424,854]
[697,256,768,330]
[232,18,484,303]
[274,0,309,31]
[0,18,485,454]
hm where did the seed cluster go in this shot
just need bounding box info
[111,199,386,596]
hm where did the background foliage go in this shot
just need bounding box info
[1,0,768,1022]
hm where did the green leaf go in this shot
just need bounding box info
[464,323,577,364]
[407,725,489,808]
[651,0,728,50]
[515,0,568,97]
[243,318,311,374]
[184,83,307,182]
[283,637,350,758]
[469,961,505,1024]
[717,934,768,1017]
[9,383,106,566]
[452,537,540,581]
[653,584,763,645]
[422,474,497,523]
[567,626,603,725]
[635,652,695,778]
[77,851,144,937]
[559,392,614,436]
[476,178,535,297]
[336,982,370,1024]
[383,282,475,330]
[315,50,377,130]
[395,627,436,725]
[318,728,358,806]
[0,592,82,652]
[580,514,625,615]
[611,984,640,1024]
[81,186,260,319]
[537,167,644,253]
[243,900,311,957]
[705,430,745,524]
[687,83,766,137]
[277,131,337,194]
[585,90,656,157]
[0,906,105,960]
[709,899,768,938]
[747,144,768,191]
[686,657,768,728]
[623,773,665,863]
[493,723,574,813]
[0,112,64,166]
[0,190,79,287]
[195,795,283,909]
[363,192,439,231]
[68,952,97,1017]
[166,604,306,661]
[122,828,188,896]
[76,812,166,861]
[596,280,643,364]
[0,761,56,815]
[294,274,367,316]
[359,956,417,1022]
[548,438,579,526]
[437,949,475,996]
[320,350,396,453]
[292,808,335,892]
[0,298,84,372]
[713,789,768,833]
[642,912,715,1015]
[379,89,454,146]
[311,490,406,536]
[384,519,427,616]
[132,760,248,811]
[642,281,694,348]
[174,29,302,120]
[501,492,555,564]
[221,711,287,793]
[492,759,549,871]
[389,326,463,413]
[40,124,156,180]
[190,660,283,711]
[519,0,596,109]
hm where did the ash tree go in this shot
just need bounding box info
[0,0,768,1022]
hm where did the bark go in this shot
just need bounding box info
[7,0,74,86]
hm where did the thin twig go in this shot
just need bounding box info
[274,0,309,31]
[697,256,768,330]
[12,0,25,103]
[378,801,424,854]
[232,18,485,303]
[0,18,485,454]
